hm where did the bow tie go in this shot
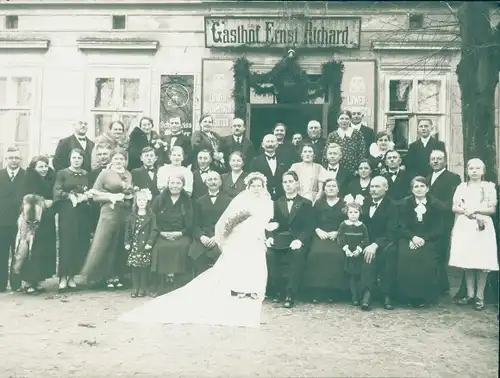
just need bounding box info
[77,137,86,142]
[370,202,380,208]
[328,167,338,172]
[266,155,276,160]
[200,169,210,174]
[389,170,399,175]
[286,197,296,203]
[209,194,218,198]
[146,168,155,173]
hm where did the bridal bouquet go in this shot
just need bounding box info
[68,185,90,208]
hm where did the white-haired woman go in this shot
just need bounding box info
[449,158,498,310]
[120,172,274,327]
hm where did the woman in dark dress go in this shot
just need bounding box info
[19,156,57,293]
[220,151,247,198]
[397,176,444,307]
[367,131,394,176]
[53,148,93,291]
[81,148,134,289]
[127,116,163,171]
[346,158,373,201]
[191,114,225,173]
[302,178,347,301]
[150,174,193,292]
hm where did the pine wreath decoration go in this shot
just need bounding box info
[232,53,344,131]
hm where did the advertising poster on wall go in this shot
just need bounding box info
[159,75,194,137]
[201,59,235,137]
[341,61,376,128]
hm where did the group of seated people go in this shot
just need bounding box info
[0,111,497,314]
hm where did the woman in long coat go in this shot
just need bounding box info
[302,178,347,301]
[18,156,57,293]
[397,176,444,307]
[81,148,134,288]
[127,116,163,171]
[53,148,93,291]
[91,120,130,170]
[323,110,366,175]
[191,114,225,173]
[150,174,193,292]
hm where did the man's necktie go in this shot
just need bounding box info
[266,155,276,160]
[10,172,15,181]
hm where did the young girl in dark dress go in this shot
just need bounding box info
[125,189,158,298]
[337,201,369,306]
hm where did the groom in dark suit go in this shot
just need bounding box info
[249,134,290,200]
[53,120,95,172]
[427,149,461,294]
[384,150,412,202]
[131,147,160,201]
[266,171,313,308]
[188,171,232,277]
[0,147,26,292]
[359,176,399,311]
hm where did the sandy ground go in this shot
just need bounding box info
[0,273,498,378]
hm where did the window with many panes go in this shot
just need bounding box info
[0,75,34,167]
[384,76,446,151]
[90,74,145,137]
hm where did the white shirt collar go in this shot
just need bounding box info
[415,198,427,205]
[432,168,446,176]
[372,197,383,205]
[337,127,354,138]
[74,134,86,140]
[421,136,431,145]
[328,163,340,170]
[7,167,20,176]
[351,122,365,131]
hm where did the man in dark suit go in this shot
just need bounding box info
[302,120,326,164]
[131,147,160,200]
[249,134,289,200]
[192,149,214,200]
[188,171,231,276]
[221,118,255,169]
[265,171,313,308]
[359,176,399,311]
[53,119,95,172]
[384,150,412,202]
[161,116,192,167]
[323,142,351,196]
[404,118,446,177]
[0,147,26,292]
[350,108,375,153]
[427,149,462,294]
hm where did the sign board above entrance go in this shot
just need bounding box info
[205,17,361,49]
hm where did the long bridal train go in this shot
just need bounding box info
[118,179,273,328]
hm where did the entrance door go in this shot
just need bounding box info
[248,104,326,148]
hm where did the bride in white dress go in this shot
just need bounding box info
[119,172,274,327]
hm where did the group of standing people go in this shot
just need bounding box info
[0,110,498,320]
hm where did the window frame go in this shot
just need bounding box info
[87,67,150,139]
[0,67,40,168]
[383,74,447,150]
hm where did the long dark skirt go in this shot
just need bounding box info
[58,201,92,277]
[151,234,191,275]
[81,202,131,282]
[397,239,439,302]
[302,236,347,290]
[20,209,57,284]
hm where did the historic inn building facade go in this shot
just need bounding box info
[0,0,498,178]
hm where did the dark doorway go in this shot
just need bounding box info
[249,104,326,148]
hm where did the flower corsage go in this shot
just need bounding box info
[68,185,90,208]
